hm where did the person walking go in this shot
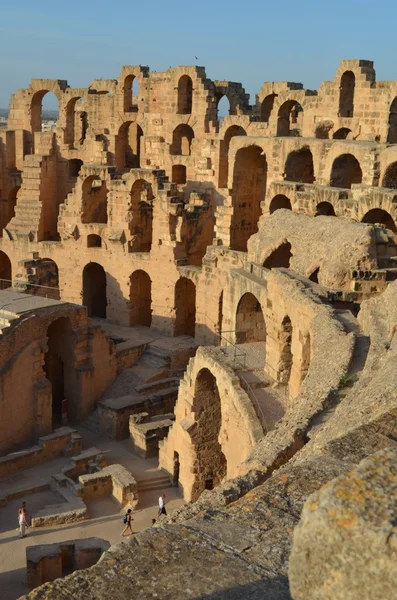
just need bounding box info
[121,509,133,536]
[158,494,167,518]
[18,502,29,539]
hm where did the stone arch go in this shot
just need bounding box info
[330,154,362,188]
[284,147,314,183]
[87,234,102,248]
[123,74,139,112]
[339,71,355,118]
[218,125,246,188]
[128,179,153,252]
[44,317,74,426]
[0,250,12,284]
[7,185,20,224]
[260,94,277,123]
[82,262,107,318]
[31,90,59,133]
[189,368,227,500]
[69,159,83,179]
[333,127,351,140]
[362,209,397,232]
[81,176,108,224]
[216,95,230,119]
[387,98,397,144]
[230,145,267,251]
[174,277,196,337]
[177,75,193,114]
[116,121,143,171]
[171,124,194,156]
[64,97,83,146]
[277,100,303,137]
[382,162,397,189]
[129,270,152,327]
[315,201,336,216]
[269,194,292,214]
[235,292,266,344]
[263,242,292,269]
[172,165,187,184]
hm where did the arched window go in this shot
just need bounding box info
[128,179,153,252]
[31,90,58,134]
[217,95,230,120]
[174,277,196,336]
[277,100,303,136]
[284,147,314,183]
[172,165,187,184]
[362,209,397,233]
[235,293,266,344]
[269,195,292,214]
[129,270,152,326]
[82,262,107,318]
[171,124,194,156]
[339,71,355,118]
[382,162,397,189]
[81,176,108,224]
[177,75,193,114]
[333,127,351,140]
[87,234,102,248]
[330,154,362,189]
[124,74,139,112]
[260,94,277,123]
[64,97,82,146]
[218,125,246,188]
[116,122,143,171]
[315,201,336,216]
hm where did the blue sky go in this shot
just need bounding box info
[0,0,396,109]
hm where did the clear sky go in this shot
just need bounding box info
[0,0,396,109]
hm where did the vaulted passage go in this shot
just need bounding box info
[269,195,292,214]
[235,293,266,344]
[128,179,153,252]
[174,277,196,337]
[129,270,152,326]
[44,317,74,427]
[362,209,397,233]
[277,100,303,137]
[189,368,227,501]
[339,71,355,118]
[382,162,397,189]
[81,176,108,223]
[83,262,107,318]
[263,242,292,269]
[218,125,246,188]
[330,154,362,189]
[284,147,314,183]
[230,146,267,251]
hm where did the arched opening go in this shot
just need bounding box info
[362,209,397,233]
[69,159,83,179]
[7,186,20,224]
[339,71,355,118]
[171,124,194,156]
[177,75,193,114]
[37,258,59,297]
[330,154,362,188]
[116,122,143,171]
[83,262,107,318]
[218,125,246,188]
[64,97,82,146]
[263,242,292,269]
[230,145,267,251]
[129,270,152,326]
[284,147,314,183]
[76,106,88,145]
[387,98,397,144]
[217,95,230,120]
[128,179,153,252]
[81,176,108,224]
[190,368,227,500]
[0,250,12,286]
[277,100,303,137]
[174,277,196,337]
[172,165,187,184]
[44,317,74,427]
[333,127,351,140]
[31,91,58,133]
[260,94,277,123]
[235,293,266,344]
[279,316,292,384]
[382,162,397,189]
[269,195,292,214]
[124,74,139,112]
[309,267,320,283]
[315,201,336,216]
[87,234,102,248]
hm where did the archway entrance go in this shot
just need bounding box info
[315,202,336,216]
[330,154,362,188]
[190,368,227,501]
[230,145,267,251]
[81,176,108,224]
[128,179,153,252]
[269,195,292,214]
[0,251,11,286]
[339,71,355,118]
[171,125,194,156]
[44,317,74,427]
[116,122,143,171]
[218,125,246,188]
[362,209,397,233]
[284,147,314,183]
[83,263,107,318]
[129,270,152,326]
[177,76,193,114]
[235,293,266,344]
[174,277,196,337]
[277,101,303,136]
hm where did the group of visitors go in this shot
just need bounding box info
[121,493,167,536]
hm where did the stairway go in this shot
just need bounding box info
[83,408,100,433]
[136,472,172,493]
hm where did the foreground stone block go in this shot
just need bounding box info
[289,448,397,600]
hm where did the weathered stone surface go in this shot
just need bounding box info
[289,448,397,600]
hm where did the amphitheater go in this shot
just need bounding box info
[0,58,396,600]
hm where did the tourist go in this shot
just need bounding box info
[158,494,167,518]
[121,508,133,536]
[18,501,29,538]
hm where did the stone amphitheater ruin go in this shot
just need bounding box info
[0,58,396,599]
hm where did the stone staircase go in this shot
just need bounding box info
[136,472,172,493]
